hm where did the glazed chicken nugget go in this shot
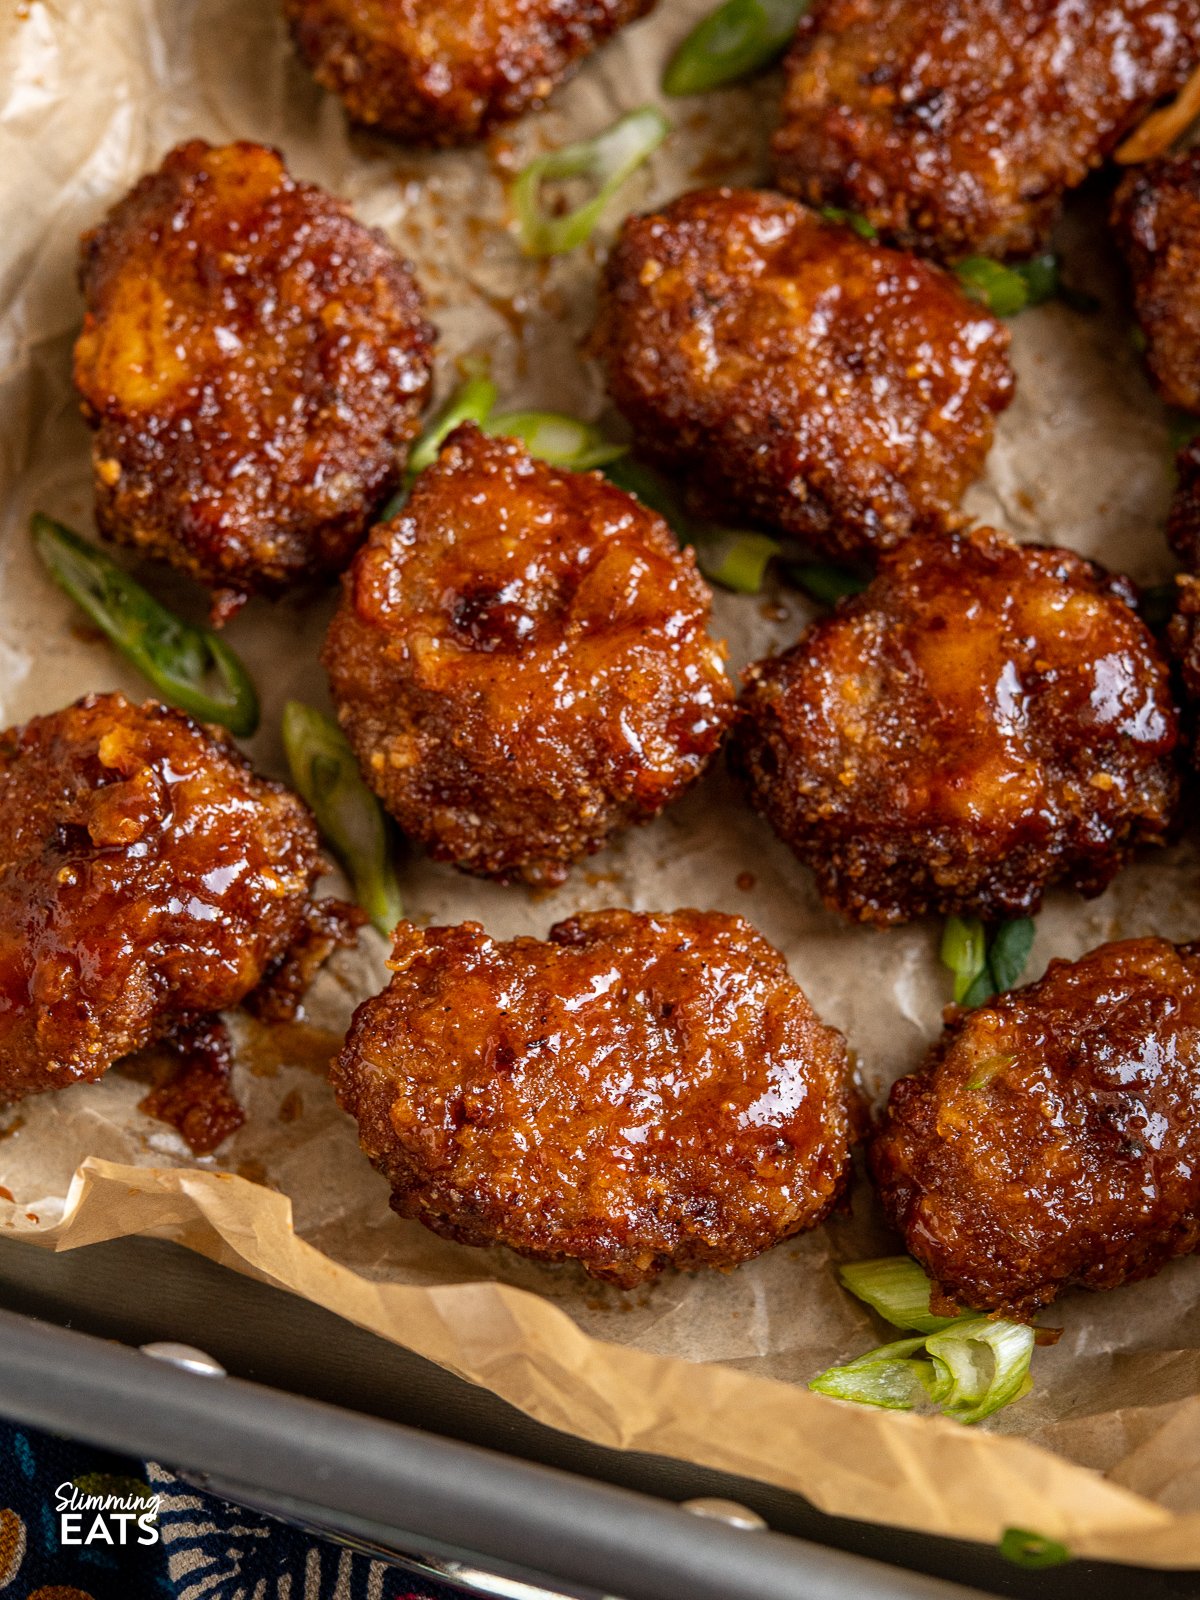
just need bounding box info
[872,937,1200,1317]
[0,693,343,1100]
[1114,149,1200,413]
[322,423,733,886]
[773,0,1200,261]
[332,909,853,1286]
[283,0,656,145]
[73,139,434,622]
[729,528,1180,926]
[593,188,1013,563]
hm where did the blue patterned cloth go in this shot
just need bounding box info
[0,1418,462,1599]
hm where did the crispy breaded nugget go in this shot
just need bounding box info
[773,0,1200,260]
[1114,149,1200,413]
[283,0,656,145]
[593,188,1013,563]
[872,937,1200,1317]
[729,528,1179,925]
[0,694,347,1100]
[322,423,733,886]
[74,140,434,621]
[332,909,852,1286]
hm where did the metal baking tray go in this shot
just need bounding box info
[0,1234,1195,1599]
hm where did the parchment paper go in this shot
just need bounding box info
[4,0,1200,1567]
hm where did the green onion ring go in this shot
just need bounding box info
[512,107,670,258]
[663,0,811,96]
[486,411,628,470]
[282,701,403,940]
[696,530,780,593]
[31,513,260,737]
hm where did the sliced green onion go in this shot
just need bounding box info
[811,1315,1035,1424]
[696,531,780,594]
[282,702,402,940]
[383,372,500,518]
[999,1529,1072,1569]
[987,917,1036,993]
[838,1257,970,1335]
[486,411,628,471]
[926,1318,1035,1425]
[512,107,670,257]
[817,205,878,241]
[408,372,497,479]
[819,1253,1039,1424]
[960,969,996,1009]
[389,379,628,508]
[965,1052,1016,1092]
[954,257,1034,317]
[31,513,259,737]
[662,0,810,96]
[955,254,1098,317]
[941,915,989,1005]
[942,915,1036,1007]
[789,561,870,605]
[809,1334,937,1411]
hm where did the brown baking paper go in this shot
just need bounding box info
[4,0,1200,1568]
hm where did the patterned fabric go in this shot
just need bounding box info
[0,1420,464,1600]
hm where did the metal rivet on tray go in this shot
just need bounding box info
[139,1341,227,1378]
[679,1497,767,1530]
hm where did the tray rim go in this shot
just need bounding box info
[0,1301,994,1600]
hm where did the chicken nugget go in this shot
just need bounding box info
[333,909,853,1286]
[593,188,1013,563]
[73,139,434,621]
[729,528,1179,925]
[322,423,733,885]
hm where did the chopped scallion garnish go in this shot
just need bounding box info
[382,372,499,519]
[998,1529,1072,1569]
[486,411,628,470]
[929,1318,1035,1424]
[696,531,780,593]
[282,702,403,939]
[838,1257,972,1335]
[809,1334,937,1411]
[940,915,990,1005]
[603,457,695,526]
[941,915,1035,1007]
[817,205,878,241]
[406,372,498,481]
[987,917,1037,994]
[387,378,627,511]
[811,1318,1035,1423]
[954,254,1063,318]
[662,0,811,97]
[31,514,260,737]
[954,257,1036,317]
[812,1255,1036,1425]
[511,107,670,257]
